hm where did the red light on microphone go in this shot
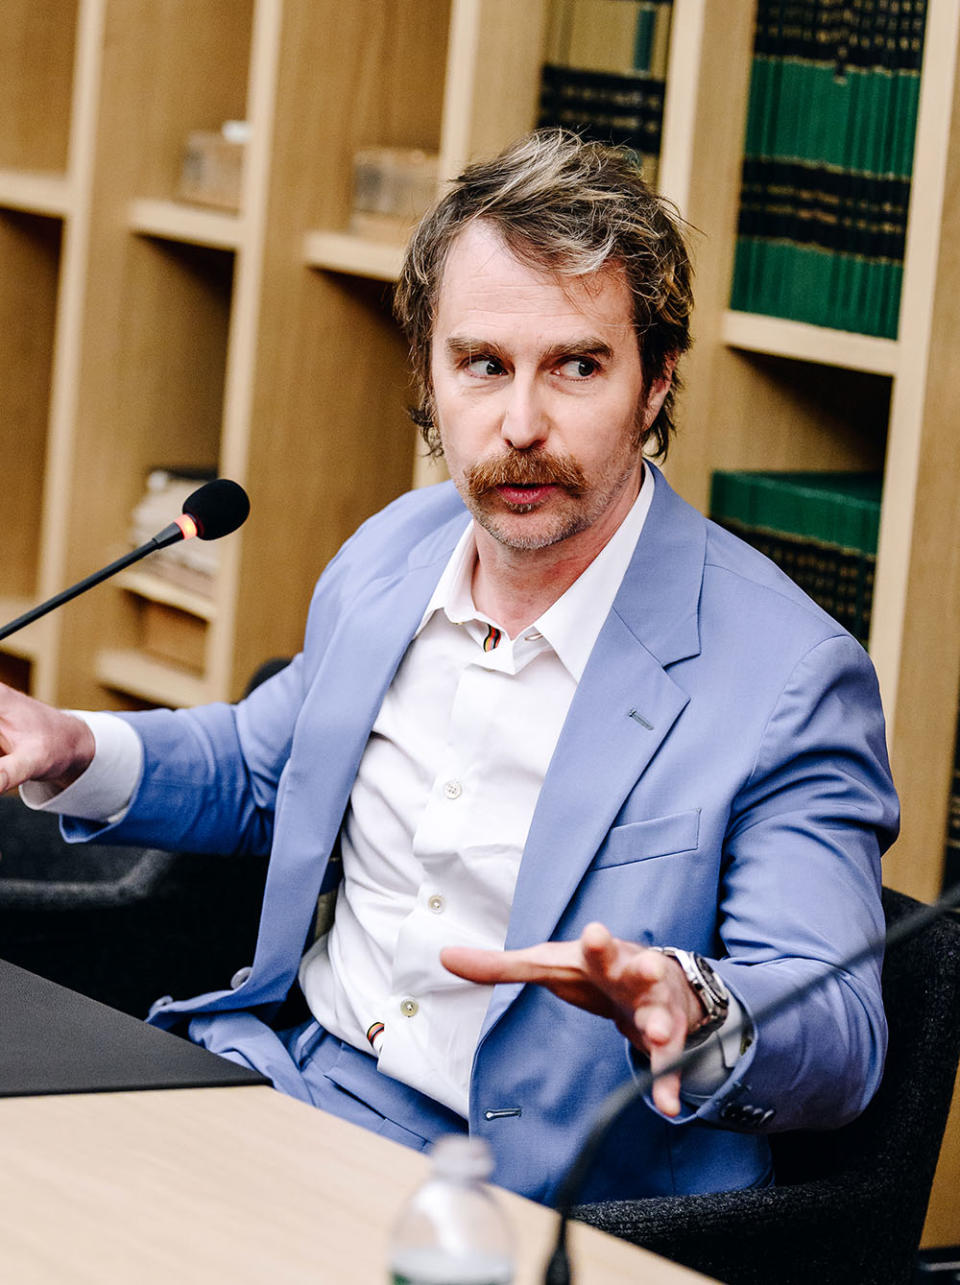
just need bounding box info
[176,513,199,540]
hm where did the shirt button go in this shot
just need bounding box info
[400,998,419,1018]
[442,780,462,800]
[428,894,445,914]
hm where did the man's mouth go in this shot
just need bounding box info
[495,482,558,506]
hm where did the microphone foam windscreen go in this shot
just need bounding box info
[182,478,251,540]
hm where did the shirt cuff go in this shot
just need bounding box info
[19,711,143,823]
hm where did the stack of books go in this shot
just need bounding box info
[537,0,673,184]
[709,470,882,647]
[730,0,927,337]
[128,468,221,597]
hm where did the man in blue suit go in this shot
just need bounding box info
[0,131,897,1205]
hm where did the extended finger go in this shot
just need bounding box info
[645,1004,689,1117]
[439,942,584,987]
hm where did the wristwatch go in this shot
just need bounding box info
[652,947,730,1047]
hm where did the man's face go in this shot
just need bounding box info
[430,221,671,556]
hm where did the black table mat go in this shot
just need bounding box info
[0,958,266,1096]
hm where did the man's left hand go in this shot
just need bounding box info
[440,922,704,1117]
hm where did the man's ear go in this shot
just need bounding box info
[641,354,678,431]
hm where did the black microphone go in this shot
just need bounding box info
[543,879,960,1285]
[0,479,250,643]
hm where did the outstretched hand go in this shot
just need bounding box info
[0,682,95,795]
[441,922,703,1117]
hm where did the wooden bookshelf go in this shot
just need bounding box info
[0,0,547,710]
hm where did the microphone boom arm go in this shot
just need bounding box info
[0,522,187,644]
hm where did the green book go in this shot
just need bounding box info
[709,471,882,645]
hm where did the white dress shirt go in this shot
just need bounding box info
[299,471,656,1115]
[24,469,743,1115]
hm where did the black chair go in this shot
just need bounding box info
[0,660,291,1015]
[576,888,960,1285]
[0,794,268,1016]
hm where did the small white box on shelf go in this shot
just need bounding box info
[178,120,249,211]
[349,146,438,243]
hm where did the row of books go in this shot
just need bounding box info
[709,470,882,648]
[730,0,927,338]
[537,0,673,184]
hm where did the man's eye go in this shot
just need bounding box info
[465,355,505,377]
[558,357,599,379]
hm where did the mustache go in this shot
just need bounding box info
[465,450,587,496]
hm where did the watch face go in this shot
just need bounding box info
[692,954,729,1013]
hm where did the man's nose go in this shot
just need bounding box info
[500,377,548,450]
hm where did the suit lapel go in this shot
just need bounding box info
[247,510,470,1001]
[504,616,690,952]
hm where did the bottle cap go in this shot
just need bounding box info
[430,1135,494,1181]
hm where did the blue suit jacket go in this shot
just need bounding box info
[68,467,899,1204]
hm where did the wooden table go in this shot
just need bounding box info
[0,1084,713,1283]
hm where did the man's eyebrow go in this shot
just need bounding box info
[543,337,615,362]
[444,336,500,358]
[443,336,616,360]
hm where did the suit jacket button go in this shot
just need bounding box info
[230,966,252,990]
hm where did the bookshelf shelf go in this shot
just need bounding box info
[302,230,405,283]
[94,648,212,709]
[114,570,217,621]
[721,312,900,378]
[127,198,244,251]
[0,597,44,663]
[0,170,72,218]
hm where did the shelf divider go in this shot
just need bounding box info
[0,170,73,218]
[95,648,212,708]
[721,311,900,376]
[128,197,244,250]
[302,229,404,282]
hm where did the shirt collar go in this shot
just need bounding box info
[417,466,656,679]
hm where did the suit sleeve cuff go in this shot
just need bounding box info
[19,711,143,823]
[628,991,753,1110]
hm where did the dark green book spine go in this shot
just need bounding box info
[730,0,926,337]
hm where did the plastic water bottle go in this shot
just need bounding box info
[388,1135,514,1285]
